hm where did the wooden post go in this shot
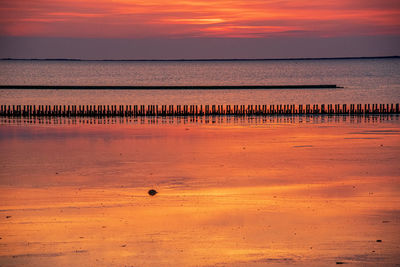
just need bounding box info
[305,104,310,114]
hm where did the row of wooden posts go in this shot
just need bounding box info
[1,104,399,117]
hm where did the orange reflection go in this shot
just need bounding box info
[0,118,399,265]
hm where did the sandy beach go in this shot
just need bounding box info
[0,116,399,266]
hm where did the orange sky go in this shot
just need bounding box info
[0,0,399,38]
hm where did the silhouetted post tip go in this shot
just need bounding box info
[148,189,158,196]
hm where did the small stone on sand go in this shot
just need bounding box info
[376,240,382,242]
[148,189,158,196]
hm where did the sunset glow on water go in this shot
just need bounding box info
[0,116,399,266]
[1,0,400,265]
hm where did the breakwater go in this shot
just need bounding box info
[0,85,340,90]
[1,104,399,117]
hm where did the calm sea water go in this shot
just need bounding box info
[0,58,399,104]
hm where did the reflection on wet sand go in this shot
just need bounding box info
[1,114,399,126]
[0,116,399,266]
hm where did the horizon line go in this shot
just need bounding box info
[1,56,399,62]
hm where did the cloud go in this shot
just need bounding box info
[0,0,399,38]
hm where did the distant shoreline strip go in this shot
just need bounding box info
[0,85,341,90]
[0,56,398,62]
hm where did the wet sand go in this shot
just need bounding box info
[0,116,399,266]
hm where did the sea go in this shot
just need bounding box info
[1,58,400,266]
[0,57,399,105]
